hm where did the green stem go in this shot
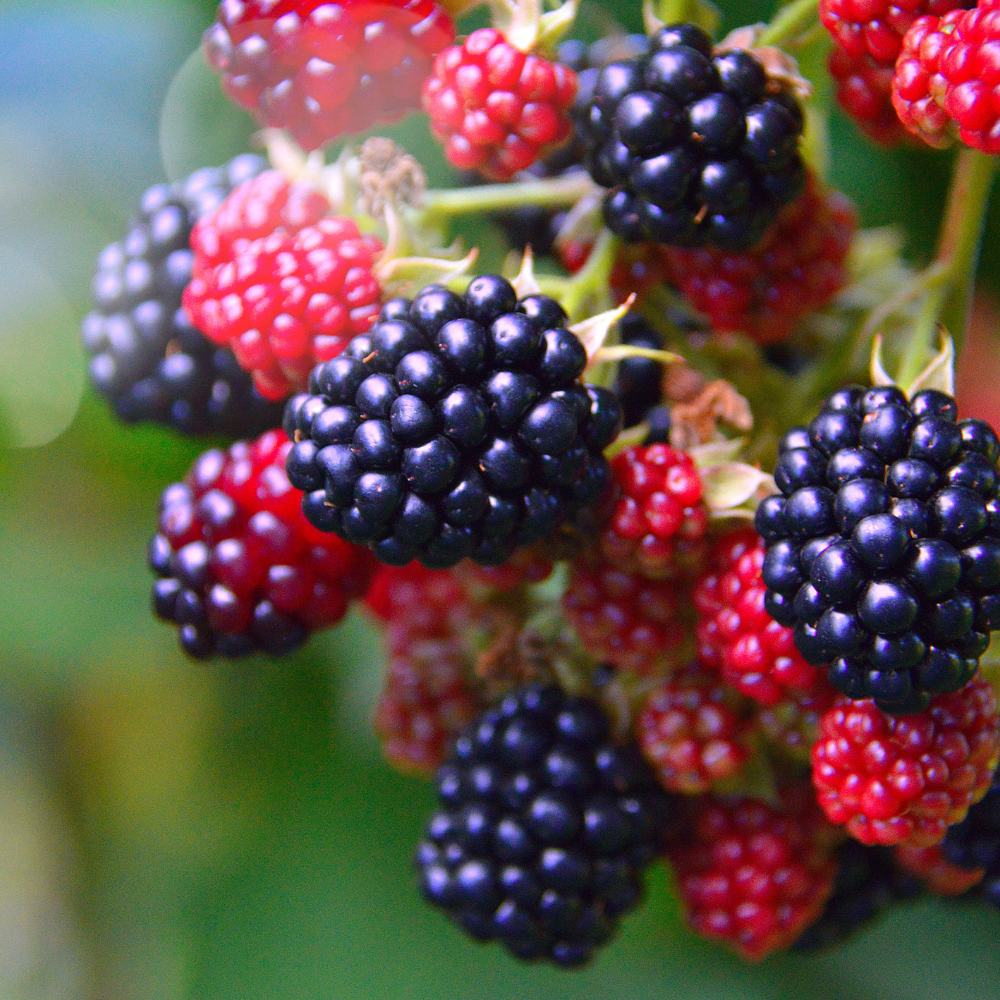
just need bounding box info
[757,0,820,47]
[419,173,598,224]
[558,228,621,321]
[896,146,997,388]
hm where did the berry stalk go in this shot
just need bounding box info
[419,173,599,224]
[757,0,821,47]
[898,147,997,387]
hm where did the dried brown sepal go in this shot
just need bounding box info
[669,379,753,450]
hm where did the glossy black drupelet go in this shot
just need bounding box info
[756,384,1000,714]
[284,277,621,569]
[793,842,922,950]
[415,685,673,966]
[614,313,666,428]
[82,155,283,436]
[578,24,805,251]
[941,769,1000,909]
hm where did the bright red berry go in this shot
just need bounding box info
[892,10,966,147]
[149,428,377,658]
[820,0,971,66]
[694,526,822,706]
[661,175,857,344]
[562,555,690,677]
[910,0,1000,153]
[422,28,578,181]
[828,43,914,146]
[637,666,752,793]
[668,790,837,960]
[893,842,986,894]
[811,675,1000,848]
[600,444,709,579]
[184,170,383,400]
[367,562,485,773]
[202,0,455,150]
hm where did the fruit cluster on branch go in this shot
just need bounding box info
[81,0,1000,969]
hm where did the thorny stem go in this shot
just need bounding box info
[896,147,998,388]
[756,0,820,47]
[419,173,599,224]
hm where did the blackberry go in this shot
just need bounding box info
[792,842,922,950]
[756,385,1000,714]
[613,314,666,428]
[284,276,621,570]
[414,684,673,966]
[82,155,284,437]
[579,24,806,251]
[941,768,1000,908]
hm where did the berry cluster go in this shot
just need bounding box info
[202,0,455,150]
[757,385,1000,714]
[892,1,1000,153]
[423,28,578,181]
[79,0,1000,978]
[415,684,672,966]
[82,155,285,436]
[184,169,384,400]
[149,428,376,657]
[579,24,806,250]
[284,275,621,569]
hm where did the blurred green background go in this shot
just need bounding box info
[3,1,1000,997]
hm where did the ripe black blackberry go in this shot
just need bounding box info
[941,769,1000,909]
[414,684,674,966]
[82,154,284,436]
[614,313,666,428]
[756,384,1000,714]
[792,841,922,950]
[578,23,806,251]
[284,276,622,570]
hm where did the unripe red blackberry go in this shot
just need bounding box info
[422,28,578,181]
[562,556,690,676]
[756,384,1000,714]
[415,684,674,966]
[668,789,838,960]
[81,155,284,436]
[184,170,384,401]
[827,43,913,146]
[203,0,455,150]
[695,526,823,705]
[601,443,708,579]
[894,1,1000,153]
[636,666,751,792]
[149,428,376,658]
[284,276,621,569]
[811,675,1000,847]
[579,24,806,251]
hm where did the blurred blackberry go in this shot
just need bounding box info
[284,275,621,570]
[613,314,666,428]
[756,384,1000,714]
[488,35,649,259]
[415,684,674,966]
[82,154,284,436]
[579,24,806,251]
[941,768,1000,908]
[793,841,922,950]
